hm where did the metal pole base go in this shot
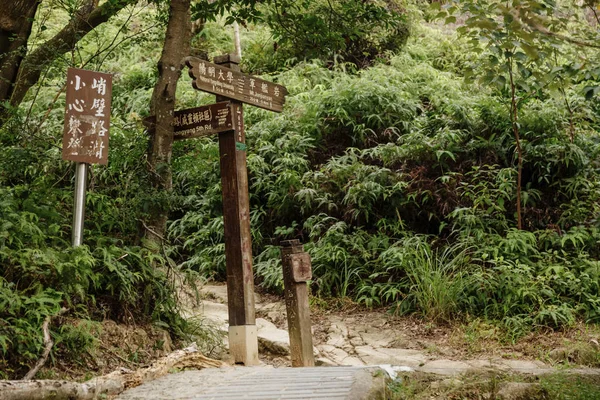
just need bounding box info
[72,162,88,247]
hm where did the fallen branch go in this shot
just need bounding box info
[1,343,226,400]
[23,307,68,380]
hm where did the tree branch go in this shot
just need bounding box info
[22,308,68,380]
[8,0,138,110]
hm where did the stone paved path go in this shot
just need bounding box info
[121,283,600,400]
[187,284,600,377]
[117,366,386,400]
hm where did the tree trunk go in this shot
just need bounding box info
[0,0,136,126]
[142,0,192,249]
[0,0,41,106]
[508,58,523,230]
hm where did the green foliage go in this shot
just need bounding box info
[263,0,410,69]
[386,372,600,400]
[0,184,189,378]
[171,32,600,338]
[540,374,600,400]
[2,0,600,377]
[378,237,472,322]
[254,245,284,293]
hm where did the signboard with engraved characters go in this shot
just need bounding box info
[185,57,287,113]
[143,102,233,140]
[62,68,112,165]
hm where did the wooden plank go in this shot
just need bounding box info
[185,56,287,113]
[143,102,233,140]
[63,68,112,165]
[215,55,256,335]
[280,240,315,367]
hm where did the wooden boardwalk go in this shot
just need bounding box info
[117,366,386,400]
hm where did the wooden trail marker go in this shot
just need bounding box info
[209,55,257,365]
[62,67,113,247]
[143,102,233,140]
[185,56,287,113]
[182,54,290,366]
[280,240,315,367]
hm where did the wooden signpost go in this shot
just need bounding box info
[147,54,297,365]
[280,240,315,367]
[145,54,287,366]
[62,67,113,247]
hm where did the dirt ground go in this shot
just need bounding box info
[37,319,174,382]
[255,288,600,369]
[37,285,600,383]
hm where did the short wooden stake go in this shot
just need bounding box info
[280,240,315,367]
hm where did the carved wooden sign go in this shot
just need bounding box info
[62,68,112,165]
[289,252,313,283]
[185,57,287,113]
[144,101,233,140]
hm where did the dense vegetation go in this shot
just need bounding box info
[1,0,599,379]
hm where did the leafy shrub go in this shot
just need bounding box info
[168,38,600,339]
[263,0,410,70]
[0,161,188,378]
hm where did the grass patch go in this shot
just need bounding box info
[386,372,600,400]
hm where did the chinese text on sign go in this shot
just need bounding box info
[62,68,112,165]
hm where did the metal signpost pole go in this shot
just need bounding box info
[72,162,88,247]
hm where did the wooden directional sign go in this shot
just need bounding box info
[62,68,112,165]
[185,56,287,113]
[182,54,291,366]
[144,101,233,140]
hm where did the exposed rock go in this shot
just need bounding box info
[315,357,337,366]
[318,344,337,353]
[497,382,543,400]
[347,367,390,400]
[500,359,548,374]
[358,330,396,348]
[200,284,228,303]
[548,347,569,363]
[327,332,347,348]
[467,359,506,371]
[256,318,290,356]
[430,378,463,390]
[355,346,427,368]
[418,359,471,375]
[320,346,365,366]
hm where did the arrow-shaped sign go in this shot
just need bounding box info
[185,57,288,113]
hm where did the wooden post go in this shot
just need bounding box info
[214,54,259,366]
[280,239,315,367]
